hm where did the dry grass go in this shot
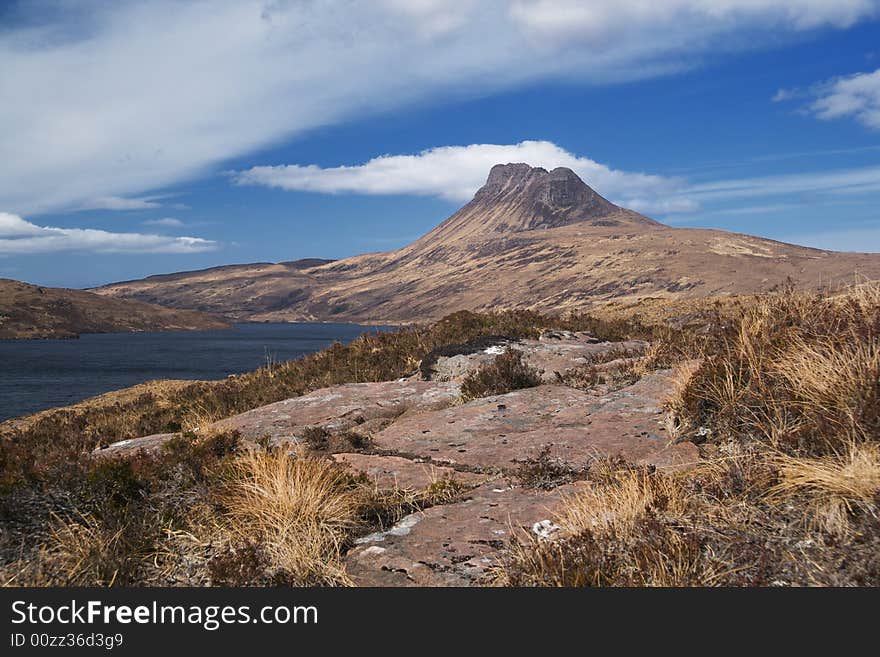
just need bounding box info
[558,468,690,537]
[216,448,362,586]
[496,444,880,587]
[5,290,880,588]
[670,280,880,454]
[769,441,880,537]
[494,464,716,587]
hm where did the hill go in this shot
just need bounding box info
[95,164,880,321]
[0,278,231,339]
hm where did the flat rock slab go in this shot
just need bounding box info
[95,432,177,458]
[95,380,461,457]
[213,380,461,444]
[345,482,585,586]
[428,338,648,383]
[373,372,698,471]
[332,453,486,491]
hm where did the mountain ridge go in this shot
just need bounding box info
[0,278,230,339]
[94,164,880,322]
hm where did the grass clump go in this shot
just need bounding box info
[2,431,241,586]
[215,449,363,586]
[669,280,880,455]
[460,348,543,401]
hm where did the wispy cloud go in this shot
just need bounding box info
[78,196,162,211]
[775,67,880,129]
[0,212,217,255]
[2,1,877,215]
[143,217,185,227]
[682,165,880,203]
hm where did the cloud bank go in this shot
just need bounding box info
[0,213,217,255]
[233,140,695,214]
[234,139,880,216]
[2,0,877,215]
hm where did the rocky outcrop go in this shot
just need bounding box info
[98,333,700,586]
[97,380,461,458]
[345,482,586,586]
[332,453,486,491]
[211,380,460,444]
[372,375,697,473]
[423,332,648,382]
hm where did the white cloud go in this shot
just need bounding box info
[143,217,185,227]
[809,68,880,129]
[78,196,162,211]
[0,212,217,254]
[510,0,876,45]
[233,140,690,214]
[1,0,877,215]
[772,88,799,102]
[682,165,880,202]
[233,140,880,216]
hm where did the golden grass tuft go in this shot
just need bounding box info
[768,441,880,536]
[672,279,880,454]
[217,448,363,586]
[557,469,690,537]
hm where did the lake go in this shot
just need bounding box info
[0,322,392,422]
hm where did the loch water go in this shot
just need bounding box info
[0,322,391,422]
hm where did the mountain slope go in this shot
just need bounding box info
[0,278,230,339]
[95,164,880,322]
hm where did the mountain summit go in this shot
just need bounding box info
[96,163,880,322]
[414,163,659,247]
[477,163,618,220]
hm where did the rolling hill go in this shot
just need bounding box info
[0,278,230,339]
[95,163,880,322]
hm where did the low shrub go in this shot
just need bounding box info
[460,348,543,401]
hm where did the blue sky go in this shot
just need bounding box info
[2,1,880,288]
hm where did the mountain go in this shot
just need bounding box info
[0,278,230,339]
[95,164,880,322]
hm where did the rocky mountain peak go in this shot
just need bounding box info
[467,162,623,231]
[476,163,613,212]
[484,162,545,187]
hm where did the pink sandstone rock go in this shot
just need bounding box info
[427,337,648,383]
[345,482,587,586]
[372,371,697,472]
[332,453,486,491]
[95,380,460,457]
[212,380,460,444]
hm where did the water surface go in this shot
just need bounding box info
[0,322,391,422]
